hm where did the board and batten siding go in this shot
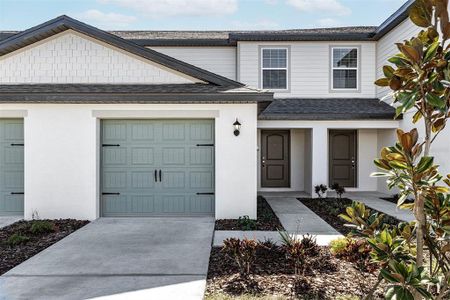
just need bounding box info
[376,19,421,99]
[237,41,377,98]
[149,47,237,80]
[0,30,198,84]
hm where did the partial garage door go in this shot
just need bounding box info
[0,119,24,216]
[101,120,215,217]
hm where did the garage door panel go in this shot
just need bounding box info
[131,147,155,165]
[162,123,186,141]
[189,147,213,165]
[101,119,214,217]
[162,171,186,189]
[162,147,185,165]
[103,171,127,189]
[103,123,127,141]
[103,148,127,165]
[130,195,155,213]
[131,123,155,141]
[0,119,24,216]
[131,172,156,189]
[190,123,214,141]
[190,195,214,213]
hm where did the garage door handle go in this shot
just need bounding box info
[196,144,214,147]
[159,170,162,182]
[102,192,120,195]
[10,192,24,195]
[196,192,214,195]
[154,170,158,182]
[102,144,120,147]
[10,143,24,146]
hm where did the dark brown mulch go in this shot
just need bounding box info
[215,196,284,231]
[205,244,385,299]
[0,219,89,275]
[299,198,401,235]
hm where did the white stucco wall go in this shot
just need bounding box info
[0,30,199,84]
[149,46,237,80]
[0,103,258,220]
[257,128,305,192]
[377,129,397,194]
[356,129,378,191]
[238,41,376,98]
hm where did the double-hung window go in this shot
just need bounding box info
[331,47,358,90]
[261,48,288,90]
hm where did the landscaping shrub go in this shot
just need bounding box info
[329,237,376,273]
[279,231,319,275]
[314,184,328,198]
[29,220,56,235]
[237,216,257,231]
[7,233,30,246]
[331,183,346,199]
[222,238,258,276]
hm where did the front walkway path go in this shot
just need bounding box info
[0,216,22,229]
[0,217,214,300]
[343,191,415,222]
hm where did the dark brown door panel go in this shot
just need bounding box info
[329,130,357,187]
[261,130,290,187]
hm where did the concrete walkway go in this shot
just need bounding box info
[213,194,342,246]
[342,191,415,222]
[0,217,214,300]
[0,216,22,229]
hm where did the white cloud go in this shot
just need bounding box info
[286,0,351,16]
[76,9,137,28]
[229,19,280,30]
[265,0,279,5]
[317,17,341,27]
[99,0,238,18]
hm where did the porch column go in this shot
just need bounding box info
[310,126,328,197]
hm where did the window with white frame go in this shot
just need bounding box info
[261,48,288,90]
[331,47,358,90]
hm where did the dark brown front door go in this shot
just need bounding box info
[329,130,357,187]
[261,130,290,188]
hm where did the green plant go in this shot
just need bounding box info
[331,183,346,199]
[330,237,350,256]
[370,2,450,298]
[330,237,376,273]
[222,238,258,276]
[29,220,55,235]
[7,233,30,246]
[314,184,328,198]
[237,216,257,230]
[279,231,319,275]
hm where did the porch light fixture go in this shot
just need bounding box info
[233,119,241,136]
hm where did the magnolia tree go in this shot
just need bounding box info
[340,0,450,299]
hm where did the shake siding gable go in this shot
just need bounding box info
[0,31,199,84]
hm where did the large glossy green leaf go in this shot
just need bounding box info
[416,156,434,173]
[425,92,446,108]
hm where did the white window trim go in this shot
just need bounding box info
[331,46,359,91]
[260,47,289,91]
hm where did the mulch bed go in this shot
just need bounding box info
[299,198,400,235]
[215,196,284,231]
[0,219,89,275]
[205,244,385,299]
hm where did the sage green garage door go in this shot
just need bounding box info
[0,119,24,216]
[101,120,215,217]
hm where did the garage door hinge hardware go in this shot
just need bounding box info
[196,144,214,147]
[102,192,120,195]
[102,144,120,147]
[10,143,24,146]
[196,192,215,195]
[10,192,24,195]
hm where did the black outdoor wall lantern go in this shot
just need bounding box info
[233,118,241,136]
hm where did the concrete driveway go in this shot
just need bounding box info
[0,217,214,300]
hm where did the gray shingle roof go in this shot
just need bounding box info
[259,98,398,120]
[0,84,273,103]
[0,1,414,46]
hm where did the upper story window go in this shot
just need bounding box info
[261,48,288,90]
[331,47,358,90]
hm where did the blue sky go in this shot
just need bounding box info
[0,0,409,31]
